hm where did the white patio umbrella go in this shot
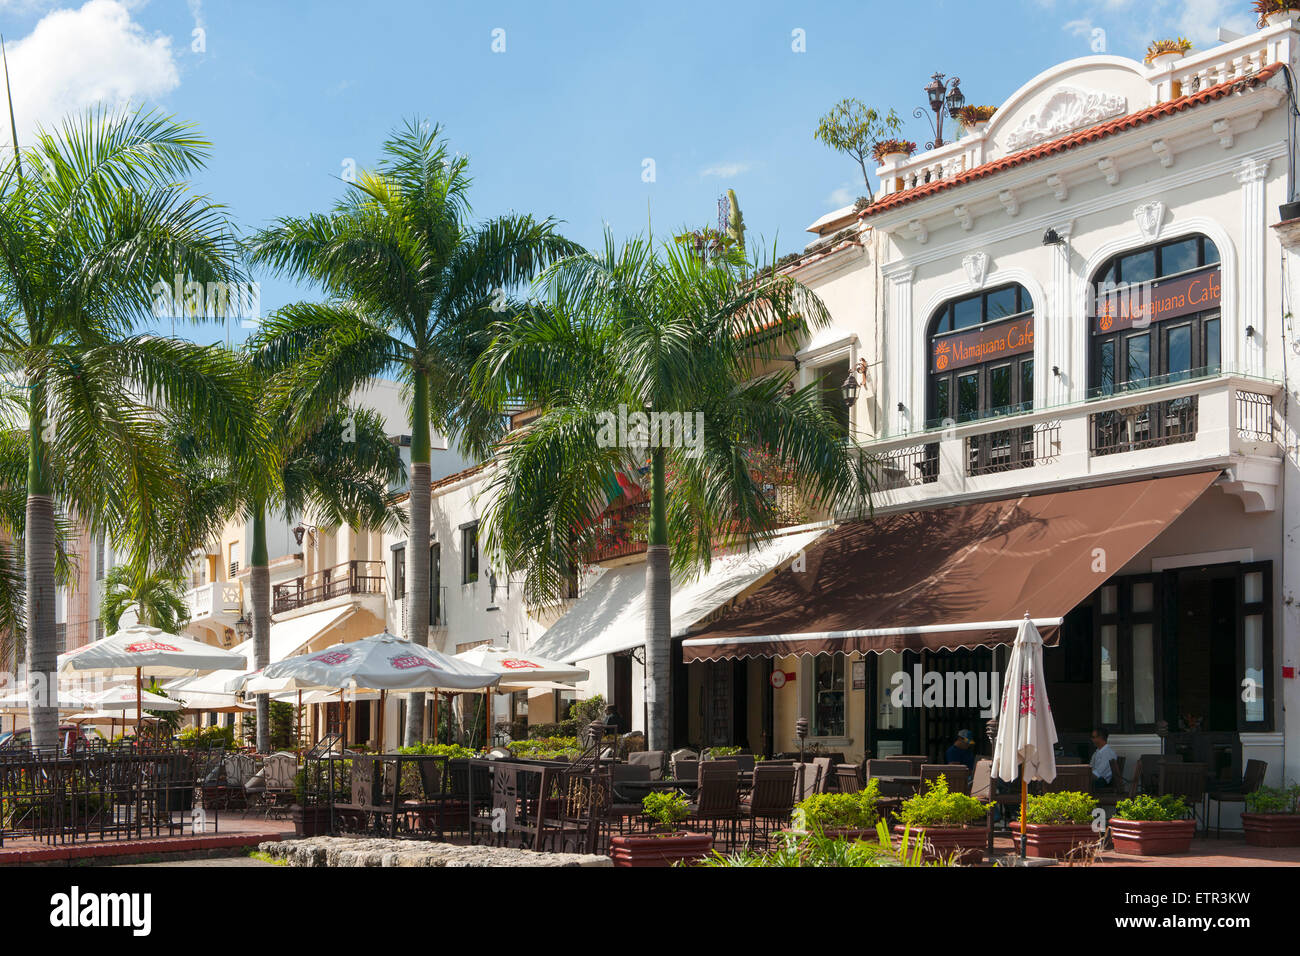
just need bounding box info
[991,615,1059,859]
[58,625,247,739]
[263,632,500,751]
[88,685,182,711]
[451,647,589,750]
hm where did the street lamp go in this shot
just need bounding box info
[234,612,252,643]
[840,370,860,409]
[915,72,965,148]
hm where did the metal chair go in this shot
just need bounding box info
[688,759,741,850]
[1040,763,1091,794]
[627,750,664,780]
[835,764,863,793]
[743,762,797,849]
[1159,761,1209,832]
[921,763,971,796]
[1207,758,1267,837]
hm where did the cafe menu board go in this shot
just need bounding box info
[931,315,1033,374]
[1093,266,1221,334]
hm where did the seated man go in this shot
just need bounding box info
[944,729,976,770]
[1089,728,1119,788]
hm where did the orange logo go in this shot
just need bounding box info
[934,341,950,370]
[1099,313,1113,332]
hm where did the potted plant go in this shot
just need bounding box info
[1256,1,1300,27]
[956,105,997,133]
[610,791,712,867]
[792,781,882,840]
[1144,37,1193,67]
[1110,794,1195,855]
[894,776,989,864]
[871,139,917,165]
[289,768,331,837]
[1241,784,1300,847]
[1013,791,1100,859]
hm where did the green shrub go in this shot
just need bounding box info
[508,736,580,760]
[705,746,741,758]
[1023,791,1098,825]
[396,742,477,759]
[642,790,690,831]
[1113,794,1190,821]
[793,781,882,833]
[897,776,989,827]
[1244,784,1300,815]
[178,724,236,750]
[701,821,948,868]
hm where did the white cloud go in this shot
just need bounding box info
[1055,0,1258,53]
[1,0,180,149]
[825,183,857,207]
[700,161,751,179]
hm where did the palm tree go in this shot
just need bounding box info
[474,235,872,750]
[0,107,259,747]
[247,120,580,746]
[99,565,190,634]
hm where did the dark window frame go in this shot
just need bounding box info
[460,521,479,585]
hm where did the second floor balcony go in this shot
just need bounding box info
[272,559,385,615]
[862,373,1281,513]
[185,580,242,625]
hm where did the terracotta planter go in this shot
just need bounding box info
[1012,823,1098,859]
[821,827,878,841]
[1109,818,1195,855]
[609,831,713,868]
[1241,813,1300,847]
[290,804,331,838]
[894,824,985,864]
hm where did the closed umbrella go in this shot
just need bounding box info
[263,632,499,751]
[58,625,247,740]
[991,615,1059,859]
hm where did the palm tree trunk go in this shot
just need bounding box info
[25,382,57,750]
[251,503,271,754]
[644,448,671,751]
[403,366,431,747]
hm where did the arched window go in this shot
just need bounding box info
[1089,235,1221,395]
[926,283,1035,429]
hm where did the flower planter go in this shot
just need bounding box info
[821,828,878,841]
[1266,11,1299,28]
[1012,824,1098,859]
[1109,818,1195,856]
[881,152,910,165]
[290,804,331,838]
[963,121,989,135]
[609,831,713,868]
[1241,813,1300,847]
[894,824,985,864]
[1150,52,1183,68]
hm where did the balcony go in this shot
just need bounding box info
[860,374,1281,513]
[271,559,385,615]
[185,580,242,624]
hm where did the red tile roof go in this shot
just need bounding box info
[860,64,1283,218]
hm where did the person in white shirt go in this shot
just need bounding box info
[1089,728,1119,788]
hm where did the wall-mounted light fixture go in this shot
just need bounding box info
[1246,325,1256,338]
[1052,365,1061,377]
[1042,228,1065,246]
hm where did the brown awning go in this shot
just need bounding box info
[681,471,1219,661]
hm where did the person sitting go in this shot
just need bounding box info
[1089,728,1119,788]
[945,729,976,770]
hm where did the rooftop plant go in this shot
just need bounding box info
[1144,37,1193,63]
[871,139,918,163]
[956,105,997,127]
[1255,1,1300,27]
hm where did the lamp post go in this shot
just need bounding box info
[914,72,965,149]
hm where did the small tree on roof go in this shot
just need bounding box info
[814,98,903,203]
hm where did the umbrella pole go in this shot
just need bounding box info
[135,667,142,747]
[484,689,490,751]
[296,690,302,758]
[1019,766,1028,860]
[433,691,439,744]
[378,689,386,754]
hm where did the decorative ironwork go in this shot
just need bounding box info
[1089,395,1198,457]
[1235,390,1275,443]
[966,421,1061,476]
[271,559,385,614]
[865,442,940,489]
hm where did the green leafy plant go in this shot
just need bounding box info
[1244,784,1300,814]
[508,736,581,760]
[642,791,690,832]
[870,139,918,163]
[897,776,989,827]
[1113,794,1190,821]
[1023,791,1098,825]
[793,780,882,833]
[700,821,948,867]
[814,98,903,201]
[1144,37,1193,63]
[704,746,741,759]
[396,741,477,758]
[956,105,997,127]
[178,724,236,750]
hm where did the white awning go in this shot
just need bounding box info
[167,604,357,705]
[530,527,829,664]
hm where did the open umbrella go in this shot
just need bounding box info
[991,615,1059,859]
[263,632,499,751]
[89,685,182,711]
[58,625,247,740]
[451,647,588,750]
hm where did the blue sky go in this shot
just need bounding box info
[0,0,1261,345]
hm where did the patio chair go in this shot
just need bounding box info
[1041,764,1091,794]
[627,750,664,780]
[835,764,863,793]
[1159,761,1209,832]
[261,752,298,819]
[742,762,797,849]
[688,760,741,850]
[1136,753,1179,795]
[811,757,834,794]
[865,759,917,800]
[671,758,699,784]
[1207,759,1267,837]
[921,763,970,796]
[794,761,822,801]
[891,755,927,774]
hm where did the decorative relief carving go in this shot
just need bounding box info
[1005,87,1128,151]
[962,253,989,290]
[1133,202,1166,242]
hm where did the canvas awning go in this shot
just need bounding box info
[530,527,830,664]
[681,472,1219,661]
